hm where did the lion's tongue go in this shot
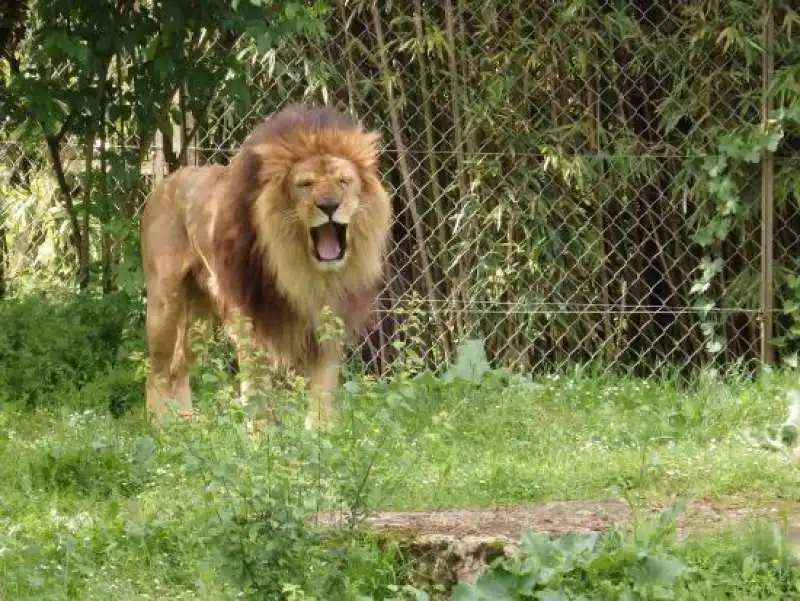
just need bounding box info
[315,225,341,260]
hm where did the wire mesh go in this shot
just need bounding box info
[2,0,798,379]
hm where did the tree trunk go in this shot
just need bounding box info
[0,221,6,298]
[78,135,93,289]
[98,136,115,294]
[46,134,84,281]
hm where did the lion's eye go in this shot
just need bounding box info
[339,177,353,186]
[296,180,314,189]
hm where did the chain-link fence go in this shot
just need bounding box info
[2,0,799,379]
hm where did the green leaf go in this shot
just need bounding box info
[256,32,275,53]
[473,568,517,601]
[587,546,639,573]
[450,582,479,601]
[442,339,491,383]
[553,531,600,560]
[132,435,157,466]
[765,128,784,153]
[224,71,252,113]
[689,280,710,295]
[635,555,688,586]
[657,497,691,530]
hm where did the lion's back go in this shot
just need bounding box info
[140,165,229,281]
[146,165,226,214]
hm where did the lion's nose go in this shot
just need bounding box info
[315,197,340,218]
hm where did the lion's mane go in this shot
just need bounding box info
[209,104,392,366]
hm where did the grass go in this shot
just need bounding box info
[1,355,800,599]
[356,366,800,510]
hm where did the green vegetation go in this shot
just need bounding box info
[6,350,800,514]
[2,311,800,598]
[361,368,800,510]
[3,293,799,511]
[0,407,407,600]
[453,507,800,601]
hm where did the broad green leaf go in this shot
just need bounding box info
[473,568,517,601]
[132,435,157,466]
[635,555,688,586]
[519,531,556,561]
[450,583,479,601]
[442,339,491,383]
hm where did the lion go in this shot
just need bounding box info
[139,103,393,429]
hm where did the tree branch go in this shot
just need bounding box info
[136,80,182,166]
[45,134,83,257]
[176,92,215,167]
[160,120,180,172]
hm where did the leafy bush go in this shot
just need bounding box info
[0,395,418,600]
[451,501,694,601]
[450,499,800,601]
[0,291,137,408]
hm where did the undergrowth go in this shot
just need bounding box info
[2,292,800,599]
[0,291,136,409]
[451,499,800,601]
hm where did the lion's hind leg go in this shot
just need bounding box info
[144,281,194,422]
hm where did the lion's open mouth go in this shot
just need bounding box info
[310,222,347,262]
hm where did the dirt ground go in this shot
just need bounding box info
[316,498,797,588]
[316,498,800,587]
[319,498,800,540]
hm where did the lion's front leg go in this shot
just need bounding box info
[304,340,341,430]
[226,316,276,431]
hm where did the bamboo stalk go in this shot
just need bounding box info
[368,1,446,359]
[0,220,6,298]
[99,134,113,294]
[336,2,358,113]
[406,0,453,360]
[442,0,469,339]
[411,0,448,264]
[97,83,113,294]
[587,63,613,363]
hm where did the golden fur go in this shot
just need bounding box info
[139,104,392,427]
